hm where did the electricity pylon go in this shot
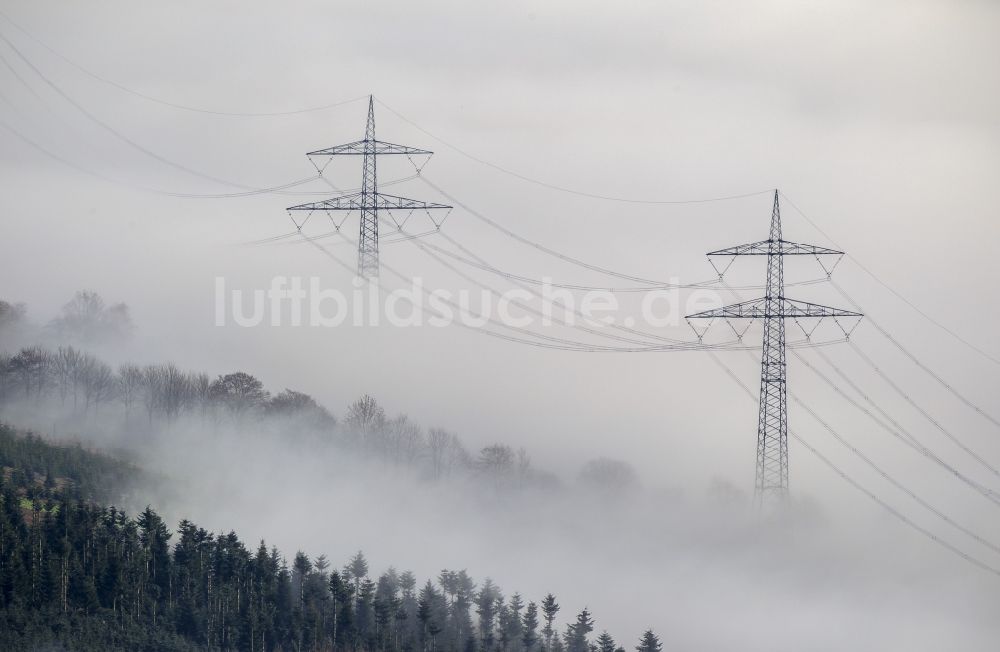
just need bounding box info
[687,190,861,507]
[287,96,451,278]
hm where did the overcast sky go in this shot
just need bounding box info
[1,1,999,646]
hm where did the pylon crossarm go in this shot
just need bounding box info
[687,297,862,320]
[307,139,433,157]
[287,192,451,212]
[374,193,450,211]
[707,239,844,257]
[779,298,862,318]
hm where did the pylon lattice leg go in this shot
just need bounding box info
[756,192,789,507]
[358,98,379,278]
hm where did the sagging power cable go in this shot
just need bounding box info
[793,347,1000,506]
[376,98,773,206]
[708,351,1000,577]
[780,191,1000,368]
[0,28,319,193]
[0,9,367,118]
[831,280,1000,431]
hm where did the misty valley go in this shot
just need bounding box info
[2,3,999,648]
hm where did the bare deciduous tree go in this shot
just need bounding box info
[8,346,51,400]
[209,371,269,419]
[80,357,116,414]
[51,346,83,406]
[49,290,133,344]
[141,365,165,424]
[428,428,468,480]
[387,415,424,466]
[345,394,386,449]
[477,444,516,491]
[187,372,212,417]
[117,364,144,424]
[428,428,451,479]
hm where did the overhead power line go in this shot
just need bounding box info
[332,229,734,352]
[376,99,773,205]
[789,386,1000,573]
[8,20,995,376]
[383,118,998,369]
[395,224,796,351]
[424,230,697,346]
[831,280,1000,430]
[0,28,318,193]
[0,9,366,118]
[846,338,1000,481]
[779,191,1000,368]
[425,230,830,293]
[786,362,1000,555]
[298,230,681,352]
[0,46,41,101]
[372,103,994,370]
[0,37,368,199]
[794,347,1000,507]
[707,350,1000,578]
[0,115,320,198]
[299,227,843,354]
[421,175,726,286]
[402,233,673,348]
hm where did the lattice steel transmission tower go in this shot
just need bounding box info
[287,96,451,278]
[687,191,861,507]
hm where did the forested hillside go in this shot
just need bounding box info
[0,294,664,651]
[0,423,141,505]
[0,294,645,497]
[0,429,664,652]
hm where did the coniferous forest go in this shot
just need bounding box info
[0,424,664,652]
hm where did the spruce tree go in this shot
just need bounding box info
[523,601,540,652]
[563,608,594,652]
[541,593,560,648]
[635,630,662,652]
[596,631,617,652]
